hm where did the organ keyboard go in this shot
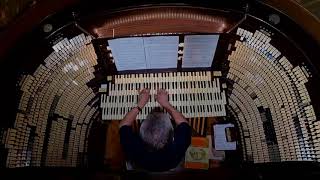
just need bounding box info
[100,71,227,120]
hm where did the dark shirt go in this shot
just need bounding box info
[120,122,191,171]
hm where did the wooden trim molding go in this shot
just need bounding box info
[88,7,242,38]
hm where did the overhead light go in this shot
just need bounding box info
[43,24,53,33]
[269,14,280,25]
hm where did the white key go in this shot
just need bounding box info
[169,72,173,83]
[100,94,106,108]
[151,73,154,84]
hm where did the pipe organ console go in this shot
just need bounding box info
[100,71,227,121]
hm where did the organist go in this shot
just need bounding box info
[119,89,191,171]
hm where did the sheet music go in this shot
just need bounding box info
[214,123,237,150]
[108,37,146,71]
[183,35,219,68]
[108,36,179,71]
[144,36,179,69]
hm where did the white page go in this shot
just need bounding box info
[144,36,179,69]
[183,35,219,68]
[108,37,147,71]
[108,36,179,71]
[214,123,237,150]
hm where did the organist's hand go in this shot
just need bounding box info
[137,88,150,108]
[156,89,171,108]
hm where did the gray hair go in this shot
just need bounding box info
[140,112,173,150]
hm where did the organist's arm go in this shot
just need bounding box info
[119,89,150,128]
[156,89,188,125]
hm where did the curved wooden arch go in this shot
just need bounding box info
[86,7,241,38]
